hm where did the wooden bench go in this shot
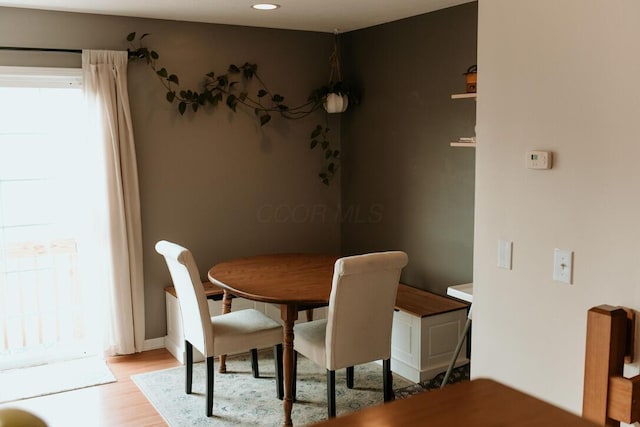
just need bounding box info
[164,282,224,299]
[390,284,470,382]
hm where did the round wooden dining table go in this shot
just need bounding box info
[208,253,339,427]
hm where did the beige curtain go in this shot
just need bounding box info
[82,50,145,354]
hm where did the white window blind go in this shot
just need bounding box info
[0,66,82,88]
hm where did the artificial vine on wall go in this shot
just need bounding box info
[126,32,358,185]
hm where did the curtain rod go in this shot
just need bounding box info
[0,46,137,57]
[0,46,82,54]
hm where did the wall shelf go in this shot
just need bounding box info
[450,91,477,148]
[451,93,477,100]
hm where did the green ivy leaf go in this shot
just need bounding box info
[150,51,159,60]
[272,94,284,103]
[140,33,150,40]
[157,68,168,78]
[310,125,322,138]
[328,163,335,172]
[260,114,271,126]
[257,89,268,98]
[325,149,332,159]
[239,92,248,101]
[310,140,318,149]
[321,141,329,150]
[228,64,240,74]
[166,91,175,102]
[179,90,187,98]
[333,150,340,158]
[226,94,238,112]
[126,32,136,42]
[178,102,186,115]
[242,64,257,79]
[206,71,215,78]
[168,74,179,84]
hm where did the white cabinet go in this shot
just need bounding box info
[388,284,470,383]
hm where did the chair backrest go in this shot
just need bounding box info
[325,251,408,370]
[155,240,214,357]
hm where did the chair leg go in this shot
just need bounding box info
[251,348,259,378]
[292,351,298,402]
[346,366,354,389]
[206,356,214,417]
[327,369,336,418]
[185,340,193,394]
[383,358,394,402]
[274,344,283,400]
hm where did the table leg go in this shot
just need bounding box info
[218,290,233,373]
[281,304,299,426]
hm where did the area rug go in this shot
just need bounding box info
[133,353,420,426]
[0,357,116,403]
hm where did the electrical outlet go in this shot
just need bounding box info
[553,249,573,284]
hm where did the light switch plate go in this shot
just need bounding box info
[498,240,512,270]
[553,248,573,284]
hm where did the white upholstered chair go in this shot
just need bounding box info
[155,240,284,417]
[293,251,408,418]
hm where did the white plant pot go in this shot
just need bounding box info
[323,92,349,113]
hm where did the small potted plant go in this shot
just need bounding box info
[308,80,356,114]
[464,65,477,93]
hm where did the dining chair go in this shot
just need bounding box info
[293,251,408,418]
[155,240,284,417]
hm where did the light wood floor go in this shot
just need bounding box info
[0,349,180,427]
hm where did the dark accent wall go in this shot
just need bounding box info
[0,3,477,340]
[340,3,477,296]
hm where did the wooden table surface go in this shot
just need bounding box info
[208,253,338,305]
[309,378,598,427]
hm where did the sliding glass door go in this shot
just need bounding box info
[0,67,103,370]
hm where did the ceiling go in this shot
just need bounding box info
[0,0,473,33]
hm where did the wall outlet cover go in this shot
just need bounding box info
[498,240,512,270]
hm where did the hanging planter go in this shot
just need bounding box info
[320,32,352,114]
[324,92,349,113]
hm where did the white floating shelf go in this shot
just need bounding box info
[451,93,477,100]
[450,142,477,148]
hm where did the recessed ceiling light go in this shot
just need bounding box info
[252,3,280,10]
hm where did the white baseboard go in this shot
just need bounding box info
[143,337,166,351]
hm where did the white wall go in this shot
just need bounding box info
[472,0,640,417]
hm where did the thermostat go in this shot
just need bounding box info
[526,151,552,169]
